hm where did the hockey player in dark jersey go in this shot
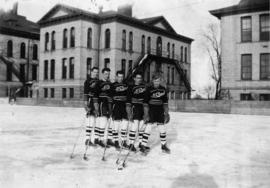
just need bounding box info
[111,70,130,150]
[126,72,149,152]
[141,73,171,154]
[83,67,99,146]
[94,68,113,148]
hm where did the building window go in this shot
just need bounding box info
[105,29,110,49]
[51,31,56,50]
[32,64,37,81]
[63,29,68,48]
[87,28,92,49]
[33,44,38,60]
[50,88,54,98]
[241,54,252,80]
[241,16,252,42]
[167,42,170,58]
[87,58,92,79]
[156,36,162,56]
[62,58,67,79]
[70,88,74,98]
[180,46,183,62]
[7,40,13,57]
[260,53,270,80]
[20,64,25,82]
[147,37,151,54]
[184,47,187,62]
[69,57,74,79]
[44,88,48,98]
[122,30,126,51]
[172,67,175,85]
[167,66,170,84]
[62,88,66,98]
[50,59,55,80]
[260,94,270,101]
[260,14,270,41]
[141,35,145,54]
[146,63,150,82]
[44,60,48,80]
[104,58,110,68]
[240,93,252,101]
[6,63,12,81]
[20,43,26,58]
[128,60,132,74]
[172,44,175,59]
[70,27,75,47]
[171,91,175,100]
[129,31,133,52]
[45,32,49,51]
[121,59,126,75]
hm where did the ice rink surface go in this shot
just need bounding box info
[0,104,270,188]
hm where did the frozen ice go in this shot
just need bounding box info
[0,104,270,188]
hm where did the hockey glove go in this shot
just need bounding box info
[164,113,170,124]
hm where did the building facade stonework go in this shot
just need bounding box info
[210,0,270,100]
[0,4,40,98]
[38,4,193,101]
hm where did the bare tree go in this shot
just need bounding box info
[202,23,221,100]
[203,84,215,100]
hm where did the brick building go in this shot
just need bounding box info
[38,4,193,101]
[0,3,40,98]
[210,0,270,100]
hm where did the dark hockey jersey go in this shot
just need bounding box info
[84,77,99,103]
[127,83,147,105]
[111,82,129,102]
[145,85,168,106]
[98,79,113,103]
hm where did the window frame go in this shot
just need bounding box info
[105,29,111,49]
[260,53,270,80]
[241,16,252,42]
[260,14,270,41]
[241,54,252,80]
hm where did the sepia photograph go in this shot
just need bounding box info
[0,0,269,187]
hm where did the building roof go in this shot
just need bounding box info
[0,10,40,40]
[38,4,193,43]
[209,0,270,19]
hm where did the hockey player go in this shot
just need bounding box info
[110,70,130,150]
[126,72,149,152]
[94,68,113,148]
[83,67,99,146]
[141,73,171,154]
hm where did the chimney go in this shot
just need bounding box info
[12,2,18,15]
[117,4,132,17]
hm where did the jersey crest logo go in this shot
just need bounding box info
[134,87,146,94]
[152,90,165,98]
[101,84,110,91]
[116,86,128,92]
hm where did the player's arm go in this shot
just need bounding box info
[163,88,170,123]
[83,80,90,112]
[143,86,150,123]
[108,83,113,117]
[126,85,132,121]
[93,80,100,117]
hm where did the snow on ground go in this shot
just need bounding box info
[0,104,270,188]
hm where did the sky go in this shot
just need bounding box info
[1,0,240,96]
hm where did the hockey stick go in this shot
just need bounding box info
[117,122,140,170]
[101,117,112,161]
[69,115,86,159]
[115,120,131,164]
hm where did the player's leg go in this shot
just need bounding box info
[156,107,170,154]
[128,119,139,152]
[113,120,121,150]
[120,119,129,149]
[98,102,109,147]
[85,115,96,146]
